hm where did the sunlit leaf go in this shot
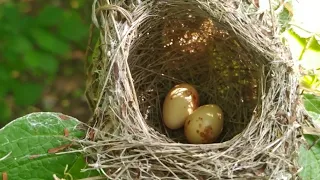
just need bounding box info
[283,29,320,70]
[300,75,320,92]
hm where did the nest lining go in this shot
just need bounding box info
[84,0,304,179]
[129,6,263,143]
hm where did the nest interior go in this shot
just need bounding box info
[85,0,303,179]
[129,3,265,143]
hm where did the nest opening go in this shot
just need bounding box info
[129,4,267,143]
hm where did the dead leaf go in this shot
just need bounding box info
[71,50,85,60]
[252,0,259,8]
[29,154,40,159]
[253,164,266,176]
[88,129,95,140]
[2,172,7,180]
[58,114,70,120]
[64,128,69,137]
[48,144,72,154]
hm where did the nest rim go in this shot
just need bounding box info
[84,0,304,179]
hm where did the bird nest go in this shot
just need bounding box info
[84,0,304,179]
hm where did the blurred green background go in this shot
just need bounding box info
[0,0,93,127]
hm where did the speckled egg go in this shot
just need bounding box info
[162,83,199,129]
[184,104,223,144]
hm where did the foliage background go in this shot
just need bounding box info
[0,0,92,127]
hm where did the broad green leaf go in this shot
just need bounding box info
[57,11,88,43]
[24,50,59,75]
[303,94,320,128]
[299,134,320,179]
[303,94,320,113]
[29,28,70,56]
[36,5,65,27]
[0,112,99,179]
[283,29,320,70]
[12,82,43,107]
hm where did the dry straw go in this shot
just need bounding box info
[83,0,305,179]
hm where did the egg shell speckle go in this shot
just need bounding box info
[184,104,223,144]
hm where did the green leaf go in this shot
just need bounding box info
[283,29,320,70]
[304,94,320,113]
[300,75,317,90]
[303,94,320,128]
[57,11,88,43]
[36,5,65,27]
[299,134,320,179]
[29,28,70,56]
[12,82,43,107]
[0,112,99,179]
[300,74,320,93]
[24,50,59,75]
[65,154,100,179]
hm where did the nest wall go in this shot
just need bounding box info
[85,0,303,179]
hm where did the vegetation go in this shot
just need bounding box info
[0,0,320,179]
[280,0,320,178]
[0,0,90,126]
